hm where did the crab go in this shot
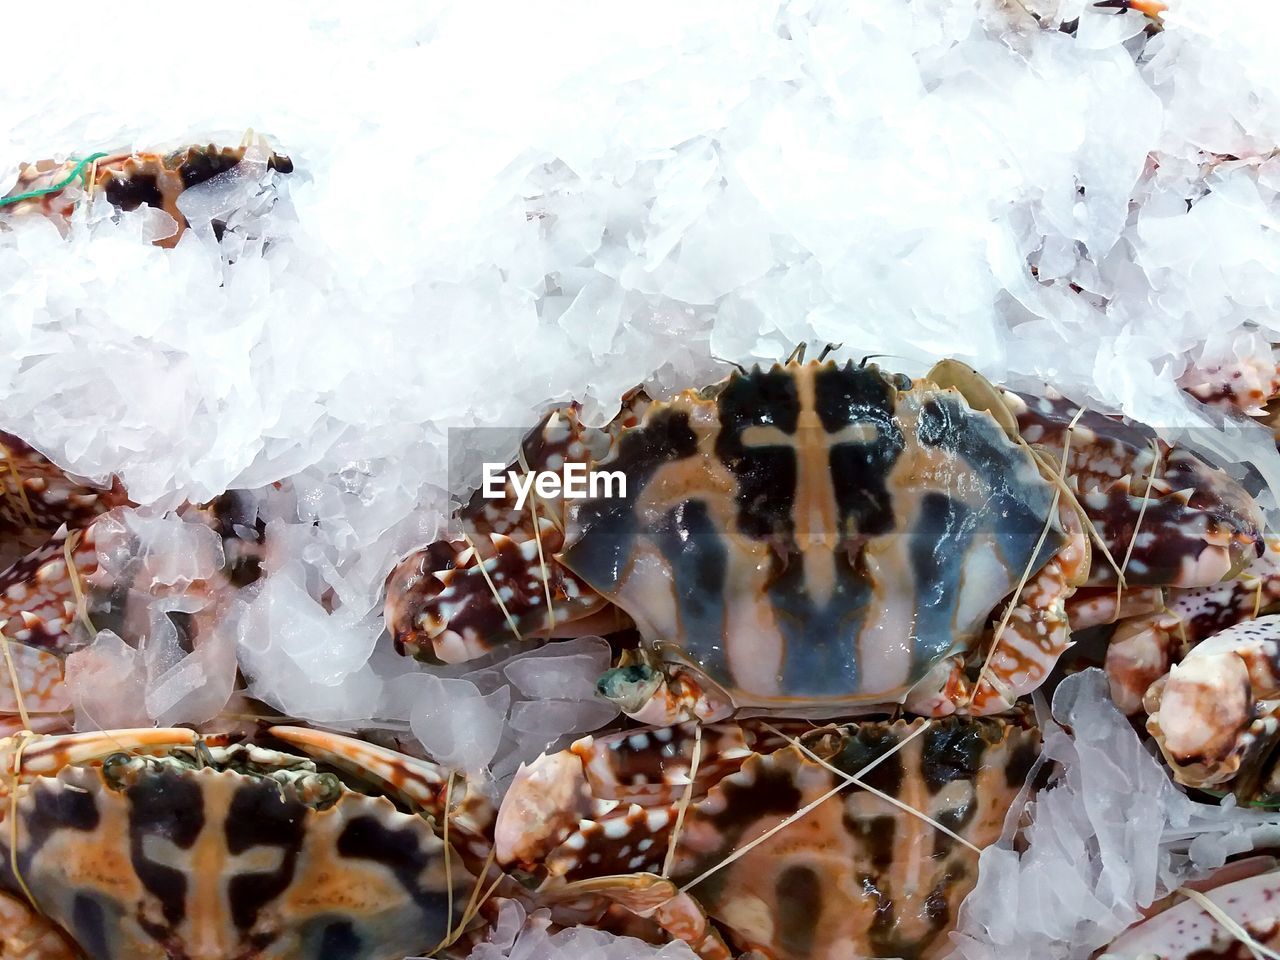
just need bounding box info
[1,143,293,248]
[0,434,134,737]
[0,436,270,738]
[0,724,503,960]
[0,721,754,960]
[493,708,1041,960]
[1099,857,1280,959]
[383,353,1279,956]
[386,355,1262,731]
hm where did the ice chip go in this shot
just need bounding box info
[501,639,612,700]
[175,151,271,231]
[455,900,698,960]
[950,670,1280,958]
[64,629,150,730]
[410,675,510,774]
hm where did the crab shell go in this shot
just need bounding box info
[1,145,293,248]
[0,735,476,960]
[499,710,1039,960]
[1100,861,1280,959]
[559,360,1066,711]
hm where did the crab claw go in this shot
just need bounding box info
[495,748,592,868]
[1104,867,1280,957]
[1,727,197,776]
[1145,614,1280,789]
[1105,536,1280,715]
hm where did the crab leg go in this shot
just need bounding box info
[1064,584,1164,629]
[1107,536,1280,714]
[541,875,733,960]
[1145,614,1280,789]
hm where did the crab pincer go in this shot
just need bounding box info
[1144,614,1280,793]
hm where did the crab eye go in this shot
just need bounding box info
[597,664,663,712]
[283,770,343,809]
[101,752,136,790]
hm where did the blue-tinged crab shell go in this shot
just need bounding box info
[559,360,1063,710]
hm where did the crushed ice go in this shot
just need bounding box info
[948,670,1280,959]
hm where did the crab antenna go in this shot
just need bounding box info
[785,343,807,364]
[710,355,748,375]
[817,342,843,362]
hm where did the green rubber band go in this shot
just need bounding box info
[0,152,110,208]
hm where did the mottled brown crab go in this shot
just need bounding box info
[387,356,1263,729]
[0,725,497,960]
[1,143,293,247]
[380,354,1277,957]
[495,709,1040,959]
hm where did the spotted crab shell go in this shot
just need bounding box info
[560,361,1063,709]
[1,760,470,960]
